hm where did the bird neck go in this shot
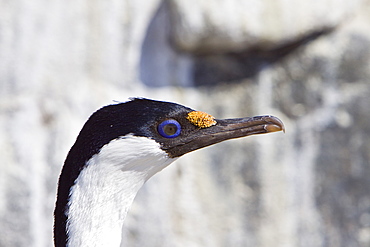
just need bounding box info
[58,136,176,247]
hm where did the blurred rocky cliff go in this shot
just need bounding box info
[1,0,370,246]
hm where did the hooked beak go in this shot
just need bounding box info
[165,115,285,158]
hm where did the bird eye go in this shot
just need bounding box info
[157,119,181,138]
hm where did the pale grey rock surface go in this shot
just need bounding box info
[1,0,370,247]
[169,0,363,52]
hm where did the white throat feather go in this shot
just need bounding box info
[66,136,176,247]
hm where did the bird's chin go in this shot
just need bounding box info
[164,115,285,158]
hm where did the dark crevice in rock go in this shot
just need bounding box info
[192,27,335,86]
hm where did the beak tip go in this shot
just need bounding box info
[264,123,285,133]
[265,116,285,133]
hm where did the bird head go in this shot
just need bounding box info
[71,98,284,162]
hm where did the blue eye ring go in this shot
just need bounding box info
[157,119,181,138]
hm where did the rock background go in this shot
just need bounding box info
[1,0,370,246]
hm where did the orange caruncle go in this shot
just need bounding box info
[186,111,217,128]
